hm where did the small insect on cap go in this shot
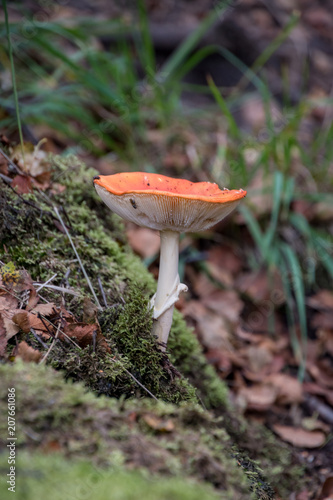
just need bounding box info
[93,172,247,232]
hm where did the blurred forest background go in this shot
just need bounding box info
[1,1,333,498]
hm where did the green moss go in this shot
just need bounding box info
[98,286,198,404]
[0,362,257,499]
[169,311,228,409]
[0,452,220,500]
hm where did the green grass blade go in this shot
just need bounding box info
[236,13,300,94]
[279,255,302,365]
[207,75,239,139]
[281,243,307,380]
[2,0,25,160]
[160,5,229,83]
[238,205,264,254]
[137,0,156,75]
[261,171,284,258]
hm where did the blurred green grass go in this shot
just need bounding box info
[1,1,333,378]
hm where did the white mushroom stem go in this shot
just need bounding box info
[150,230,188,349]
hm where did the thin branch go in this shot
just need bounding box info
[2,0,25,163]
[33,282,80,296]
[39,321,61,364]
[117,361,158,401]
[35,273,57,292]
[37,314,81,350]
[98,276,108,307]
[30,327,48,349]
[54,207,102,310]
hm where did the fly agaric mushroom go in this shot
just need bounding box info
[93,172,246,349]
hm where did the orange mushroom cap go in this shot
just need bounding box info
[94,172,246,232]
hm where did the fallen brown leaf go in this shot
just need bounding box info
[12,310,50,334]
[236,268,284,304]
[63,322,109,351]
[126,224,160,259]
[272,424,326,448]
[202,289,244,325]
[311,311,333,330]
[238,383,278,411]
[307,290,333,311]
[308,361,333,389]
[318,476,333,500]
[142,414,174,432]
[205,348,234,377]
[183,300,233,351]
[11,174,33,194]
[245,345,273,374]
[0,294,18,313]
[317,329,333,357]
[31,302,57,316]
[0,293,20,341]
[82,298,99,324]
[13,270,39,310]
[266,373,303,405]
[12,141,50,178]
[243,354,285,382]
[301,416,331,434]
[0,318,7,357]
[17,341,42,363]
[192,271,222,298]
[204,262,233,288]
[235,326,264,344]
[3,317,20,340]
[207,245,243,276]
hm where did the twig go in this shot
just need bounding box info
[61,269,71,288]
[33,282,80,296]
[38,314,81,350]
[54,207,102,310]
[39,321,61,364]
[4,177,57,220]
[98,277,108,308]
[0,286,22,302]
[109,357,158,401]
[0,173,13,184]
[305,395,333,426]
[30,328,48,349]
[35,273,57,292]
[0,148,24,175]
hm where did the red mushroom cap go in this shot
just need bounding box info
[94,172,246,232]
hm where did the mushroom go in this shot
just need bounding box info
[93,172,246,349]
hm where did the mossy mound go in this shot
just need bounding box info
[0,154,302,498]
[0,155,227,407]
[0,452,220,500]
[0,362,265,500]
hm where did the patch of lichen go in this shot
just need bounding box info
[0,361,255,499]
